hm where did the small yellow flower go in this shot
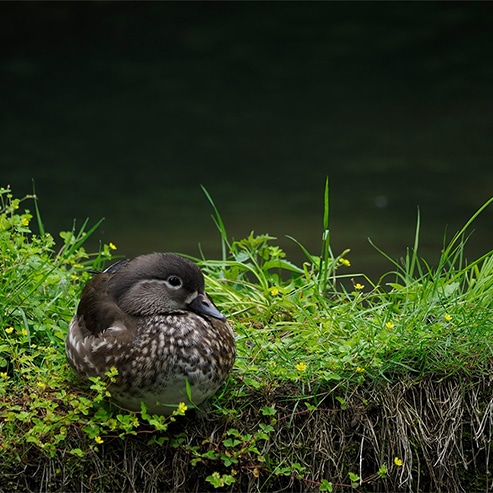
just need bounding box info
[0,372,8,379]
[21,328,28,336]
[177,402,188,413]
[356,367,366,373]
[94,436,104,444]
[354,283,364,290]
[73,263,84,269]
[37,381,46,390]
[109,242,117,250]
[385,321,395,329]
[444,313,452,322]
[70,274,79,280]
[21,217,30,226]
[295,362,307,372]
[269,287,280,296]
[394,457,403,467]
[5,327,14,334]
[339,258,351,267]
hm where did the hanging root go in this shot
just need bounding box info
[3,373,493,492]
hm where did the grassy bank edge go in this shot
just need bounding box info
[1,184,493,492]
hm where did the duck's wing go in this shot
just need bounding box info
[77,272,131,336]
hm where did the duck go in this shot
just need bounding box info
[65,252,236,415]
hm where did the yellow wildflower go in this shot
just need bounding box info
[356,367,366,373]
[269,287,280,296]
[354,283,364,290]
[21,217,30,226]
[21,328,28,336]
[177,402,188,413]
[5,327,14,334]
[385,321,395,329]
[0,372,8,379]
[295,362,307,372]
[444,313,452,322]
[339,258,351,267]
[109,242,117,250]
[94,436,104,444]
[37,381,46,390]
[394,457,403,467]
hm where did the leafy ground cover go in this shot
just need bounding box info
[1,184,493,492]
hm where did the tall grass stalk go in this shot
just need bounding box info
[201,184,230,262]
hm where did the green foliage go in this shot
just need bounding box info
[0,188,191,451]
[199,187,493,395]
[184,409,279,489]
[1,184,493,491]
[0,187,110,352]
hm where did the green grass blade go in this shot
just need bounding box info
[31,180,45,236]
[201,185,230,261]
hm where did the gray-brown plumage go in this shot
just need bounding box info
[65,252,235,415]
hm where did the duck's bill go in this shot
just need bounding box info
[188,293,226,321]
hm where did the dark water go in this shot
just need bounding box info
[2,3,492,280]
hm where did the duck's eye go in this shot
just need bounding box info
[166,276,182,288]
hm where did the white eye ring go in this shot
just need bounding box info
[165,276,182,289]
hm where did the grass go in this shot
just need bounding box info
[1,183,493,492]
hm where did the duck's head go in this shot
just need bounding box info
[105,252,225,320]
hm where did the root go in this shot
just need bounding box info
[3,373,493,492]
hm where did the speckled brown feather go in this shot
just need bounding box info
[65,253,236,415]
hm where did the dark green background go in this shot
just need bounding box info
[2,2,492,278]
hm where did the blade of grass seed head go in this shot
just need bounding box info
[201,185,230,261]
